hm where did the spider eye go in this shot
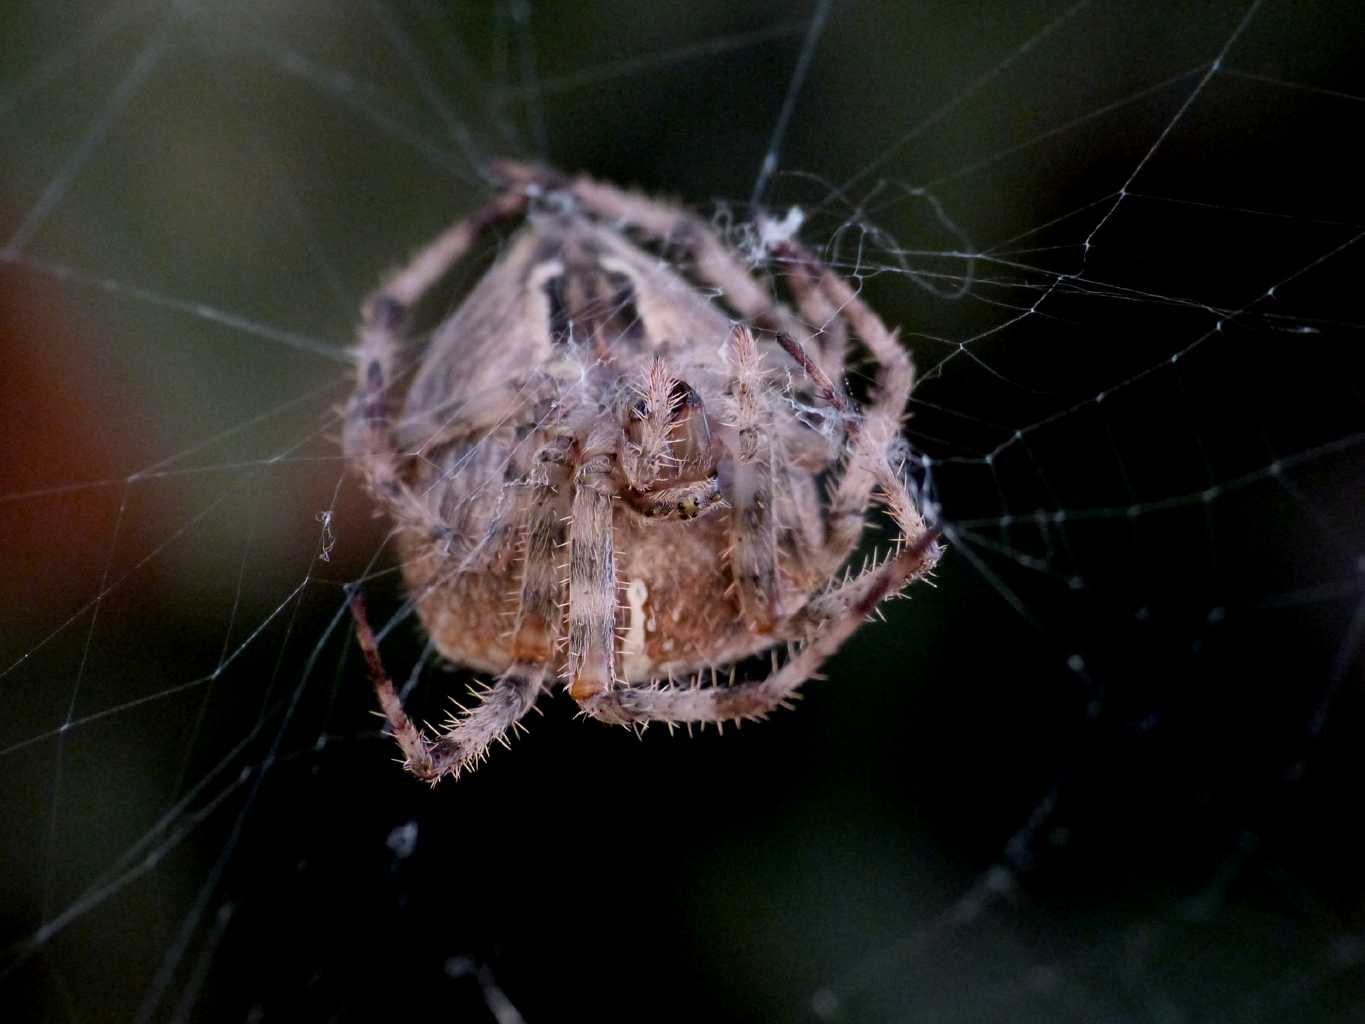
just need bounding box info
[631,397,651,420]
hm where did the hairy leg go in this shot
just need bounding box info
[350,593,545,782]
[777,241,923,579]
[565,437,620,704]
[344,187,527,537]
[776,450,942,647]
[724,325,783,632]
[780,251,851,392]
[509,441,570,666]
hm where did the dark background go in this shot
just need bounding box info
[2,1,1362,1021]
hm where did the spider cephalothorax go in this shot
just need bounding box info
[345,161,941,782]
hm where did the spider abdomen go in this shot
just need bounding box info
[400,493,809,685]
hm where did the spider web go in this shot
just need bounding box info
[2,1,1362,1021]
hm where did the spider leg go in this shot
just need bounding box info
[344,187,527,535]
[362,187,528,328]
[773,446,941,646]
[565,436,620,704]
[511,441,570,667]
[777,241,928,579]
[781,248,851,387]
[350,594,544,782]
[584,527,941,727]
[724,325,783,632]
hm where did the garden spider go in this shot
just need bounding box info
[344,161,941,782]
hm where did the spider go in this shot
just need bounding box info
[344,161,942,783]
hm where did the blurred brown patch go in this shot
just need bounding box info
[0,259,149,625]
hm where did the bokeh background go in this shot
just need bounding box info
[2,1,1362,1020]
